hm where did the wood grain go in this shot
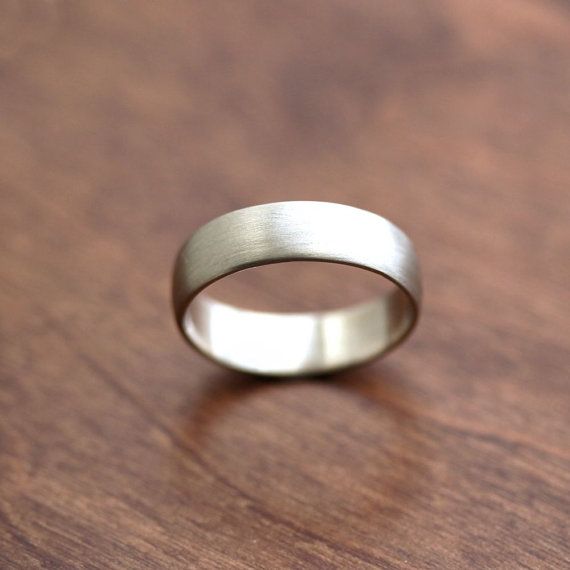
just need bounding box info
[1,1,569,568]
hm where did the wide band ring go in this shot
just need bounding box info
[172,201,422,376]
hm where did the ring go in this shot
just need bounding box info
[172,201,422,376]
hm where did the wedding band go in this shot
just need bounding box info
[172,201,422,376]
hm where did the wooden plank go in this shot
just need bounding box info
[1,1,569,568]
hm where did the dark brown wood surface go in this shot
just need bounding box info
[1,1,569,568]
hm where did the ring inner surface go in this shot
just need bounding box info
[182,284,413,376]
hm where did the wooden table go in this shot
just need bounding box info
[1,1,569,568]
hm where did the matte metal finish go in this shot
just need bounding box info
[172,201,422,375]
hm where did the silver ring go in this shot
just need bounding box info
[172,201,422,376]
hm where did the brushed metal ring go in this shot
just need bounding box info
[172,201,422,376]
